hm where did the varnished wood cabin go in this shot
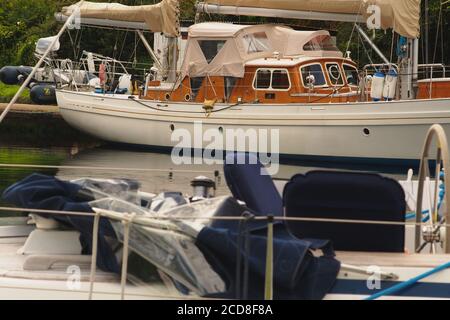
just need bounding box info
[143,23,450,104]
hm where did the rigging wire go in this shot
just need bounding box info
[118,30,129,62]
[344,2,365,60]
[75,28,84,60]
[389,30,395,64]
[433,0,444,65]
[0,206,449,227]
[0,163,217,175]
[66,29,78,60]
[356,27,376,68]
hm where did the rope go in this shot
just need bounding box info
[0,207,95,217]
[0,163,215,175]
[365,260,450,300]
[2,205,450,228]
[129,96,242,115]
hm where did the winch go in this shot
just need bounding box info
[190,176,216,201]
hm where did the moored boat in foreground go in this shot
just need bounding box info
[1,124,450,300]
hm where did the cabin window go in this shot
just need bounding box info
[271,70,290,90]
[224,77,237,101]
[254,69,271,89]
[253,69,291,91]
[198,40,226,63]
[343,64,359,86]
[243,32,270,54]
[190,77,204,100]
[326,63,344,85]
[300,64,326,87]
[303,35,339,52]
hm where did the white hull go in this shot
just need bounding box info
[56,90,450,163]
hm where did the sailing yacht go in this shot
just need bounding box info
[54,0,450,164]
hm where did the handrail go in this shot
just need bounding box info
[4,206,450,228]
[415,124,450,253]
[418,63,446,78]
[417,64,447,98]
[362,63,399,73]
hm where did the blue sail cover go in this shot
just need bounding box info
[2,174,341,299]
[197,224,340,300]
[2,174,120,273]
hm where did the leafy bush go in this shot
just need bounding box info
[0,0,447,69]
[0,83,31,104]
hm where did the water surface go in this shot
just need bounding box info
[0,116,416,220]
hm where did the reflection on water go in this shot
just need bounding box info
[0,143,416,217]
[57,148,229,196]
[57,147,415,195]
[0,147,67,215]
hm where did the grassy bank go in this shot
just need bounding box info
[0,83,32,104]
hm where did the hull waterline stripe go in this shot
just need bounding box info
[331,279,450,299]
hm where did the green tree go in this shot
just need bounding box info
[0,0,448,69]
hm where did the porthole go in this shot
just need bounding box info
[170,124,175,132]
[184,93,191,101]
[165,93,171,101]
[363,128,371,136]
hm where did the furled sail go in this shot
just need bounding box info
[198,0,421,38]
[62,0,180,37]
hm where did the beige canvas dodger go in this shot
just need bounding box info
[62,0,180,37]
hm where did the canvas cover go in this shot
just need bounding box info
[182,23,341,78]
[2,173,340,300]
[62,0,180,36]
[201,0,421,38]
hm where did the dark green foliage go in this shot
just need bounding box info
[0,0,448,69]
